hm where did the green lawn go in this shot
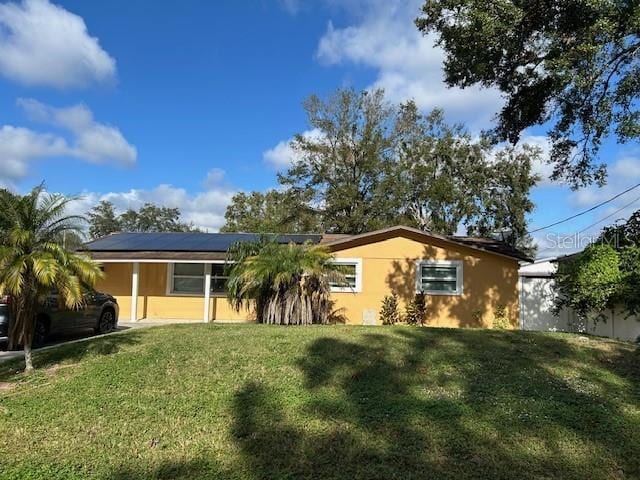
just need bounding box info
[0,325,638,480]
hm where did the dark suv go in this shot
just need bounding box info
[0,291,119,349]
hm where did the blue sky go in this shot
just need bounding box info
[0,0,638,258]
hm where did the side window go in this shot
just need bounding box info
[417,261,463,295]
[329,259,362,293]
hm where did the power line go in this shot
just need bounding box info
[576,193,640,235]
[527,182,640,234]
[533,191,640,257]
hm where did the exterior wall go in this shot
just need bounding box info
[331,234,520,327]
[94,234,520,327]
[96,263,252,322]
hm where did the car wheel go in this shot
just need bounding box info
[33,319,48,348]
[97,310,116,334]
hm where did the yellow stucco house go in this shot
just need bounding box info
[83,226,530,328]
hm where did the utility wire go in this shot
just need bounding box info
[576,193,640,235]
[527,182,640,234]
[534,192,640,257]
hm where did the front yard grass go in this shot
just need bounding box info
[0,324,638,479]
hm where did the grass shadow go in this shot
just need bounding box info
[231,328,640,479]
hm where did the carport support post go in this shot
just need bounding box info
[203,264,211,323]
[130,262,140,322]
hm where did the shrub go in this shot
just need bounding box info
[405,292,427,325]
[380,294,401,325]
[553,243,621,319]
[492,305,511,329]
[617,246,640,316]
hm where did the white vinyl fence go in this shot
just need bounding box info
[519,261,640,343]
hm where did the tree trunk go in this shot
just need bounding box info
[12,302,36,372]
[24,342,34,373]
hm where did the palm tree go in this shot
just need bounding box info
[0,185,103,371]
[226,237,343,325]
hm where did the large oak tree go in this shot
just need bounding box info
[417,0,640,188]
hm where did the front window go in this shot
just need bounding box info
[170,263,230,295]
[329,259,362,292]
[417,261,463,295]
[171,263,205,294]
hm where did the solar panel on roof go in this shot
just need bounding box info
[83,232,323,252]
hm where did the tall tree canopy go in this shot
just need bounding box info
[389,104,540,249]
[280,88,404,234]
[88,201,195,239]
[88,201,120,239]
[600,208,640,249]
[221,190,320,233]
[468,145,539,251]
[416,0,640,188]
[225,88,540,252]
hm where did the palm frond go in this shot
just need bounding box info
[0,254,28,296]
[31,253,59,287]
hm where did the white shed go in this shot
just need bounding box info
[519,259,574,332]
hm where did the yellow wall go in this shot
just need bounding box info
[96,263,252,322]
[95,233,519,328]
[330,233,519,328]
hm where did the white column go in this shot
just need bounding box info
[203,263,211,323]
[130,262,140,322]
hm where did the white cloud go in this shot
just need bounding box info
[263,128,323,169]
[0,125,68,180]
[0,0,116,88]
[68,183,237,232]
[0,99,137,184]
[202,168,226,189]
[316,0,502,128]
[611,155,640,179]
[18,98,137,166]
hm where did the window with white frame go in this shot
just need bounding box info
[417,260,463,295]
[169,263,230,295]
[329,258,362,292]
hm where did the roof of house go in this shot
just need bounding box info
[518,258,558,277]
[450,236,532,262]
[81,226,531,262]
[83,232,322,252]
[82,232,322,261]
[321,226,532,262]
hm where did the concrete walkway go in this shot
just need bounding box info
[0,319,201,363]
